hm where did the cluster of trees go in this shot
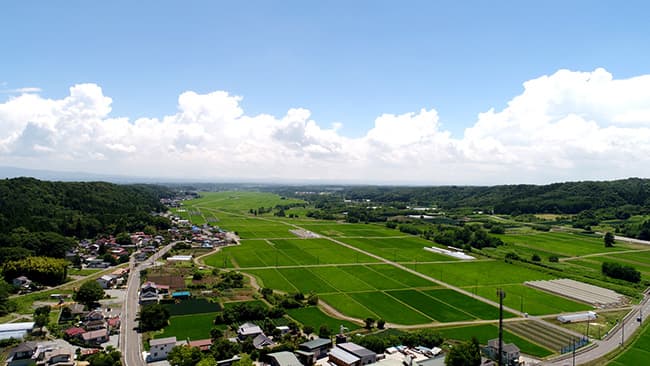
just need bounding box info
[139,303,171,331]
[602,262,642,283]
[73,281,106,307]
[214,301,285,325]
[0,279,16,316]
[620,219,650,240]
[424,225,504,250]
[260,288,318,309]
[349,329,443,353]
[2,256,68,286]
[445,338,481,366]
[79,346,123,366]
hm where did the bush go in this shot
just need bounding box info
[549,255,559,263]
[602,262,641,283]
[531,254,541,262]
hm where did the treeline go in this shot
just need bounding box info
[602,262,641,283]
[386,222,503,250]
[272,178,650,215]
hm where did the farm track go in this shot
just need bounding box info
[199,207,528,319]
[189,203,650,364]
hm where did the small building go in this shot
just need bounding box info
[336,343,377,365]
[64,327,86,340]
[253,333,274,349]
[172,291,191,299]
[166,255,193,262]
[84,310,104,322]
[188,339,213,352]
[276,325,290,335]
[148,337,177,362]
[557,311,597,324]
[299,338,332,361]
[329,347,360,366]
[81,328,109,345]
[38,348,75,366]
[267,351,303,366]
[237,322,263,339]
[6,341,38,366]
[483,339,520,366]
[0,322,35,341]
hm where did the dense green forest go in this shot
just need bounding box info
[0,178,172,261]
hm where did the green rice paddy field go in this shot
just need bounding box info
[180,191,646,355]
[609,322,650,365]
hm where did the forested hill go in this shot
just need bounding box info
[280,178,650,215]
[0,177,171,237]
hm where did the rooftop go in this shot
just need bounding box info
[329,347,360,364]
[150,336,177,346]
[300,338,332,350]
[267,351,303,366]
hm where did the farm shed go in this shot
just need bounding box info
[267,351,303,366]
[167,255,193,262]
[299,337,332,361]
[329,347,360,366]
[336,343,377,365]
[0,322,35,341]
[557,311,597,324]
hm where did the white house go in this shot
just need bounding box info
[148,337,177,362]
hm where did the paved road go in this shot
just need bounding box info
[121,243,174,366]
[545,292,650,365]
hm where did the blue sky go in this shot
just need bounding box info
[3,0,647,136]
[2,1,650,183]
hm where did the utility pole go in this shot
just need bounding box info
[621,317,625,346]
[572,338,576,366]
[497,288,506,366]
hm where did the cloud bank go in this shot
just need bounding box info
[2,68,650,184]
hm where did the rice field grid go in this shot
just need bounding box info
[286,306,360,331]
[496,232,636,257]
[434,324,554,358]
[183,192,605,325]
[504,321,577,353]
[204,238,379,268]
[336,236,460,262]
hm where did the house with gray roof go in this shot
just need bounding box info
[267,351,303,366]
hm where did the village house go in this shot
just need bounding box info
[483,339,521,366]
[96,275,117,289]
[148,337,177,362]
[237,322,263,339]
[81,328,109,345]
[267,351,304,366]
[188,339,212,352]
[299,338,332,363]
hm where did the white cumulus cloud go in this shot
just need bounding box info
[2,68,650,184]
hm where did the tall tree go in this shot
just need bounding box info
[74,281,105,307]
[604,232,615,247]
[445,338,481,366]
